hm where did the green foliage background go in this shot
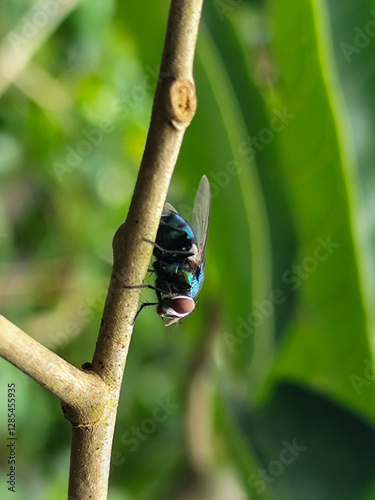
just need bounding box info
[1,0,375,499]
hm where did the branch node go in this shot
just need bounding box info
[168,79,197,130]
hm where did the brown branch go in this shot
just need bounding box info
[0,1,204,498]
[0,315,107,423]
[70,0,204,498]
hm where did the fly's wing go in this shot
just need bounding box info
[191,175,211,264]
[163,202,178,215]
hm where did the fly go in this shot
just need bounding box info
[133,175,211,326]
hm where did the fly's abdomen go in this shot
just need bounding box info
[187,266,204,298]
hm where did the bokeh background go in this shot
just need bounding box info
[1,0,375,499]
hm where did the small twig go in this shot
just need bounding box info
[0,316,107,423]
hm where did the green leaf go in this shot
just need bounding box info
[265,0,375,425]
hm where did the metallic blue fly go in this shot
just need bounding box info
[138,175,211,326]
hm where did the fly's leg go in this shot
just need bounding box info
[144,238,194,257]
[123,283,163,323]
[132,301,159,324]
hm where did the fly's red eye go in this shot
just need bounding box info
[170,297,195,315]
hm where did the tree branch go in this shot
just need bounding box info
[91,0,202,384]
[0,1,204,498]
[71,0,204,497]
[0,315,107,423]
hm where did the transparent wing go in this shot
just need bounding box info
[192,175,211,262]
[163,202,178,215]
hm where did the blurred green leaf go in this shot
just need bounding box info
[264,0,375,424]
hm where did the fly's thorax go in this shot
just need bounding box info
[155,213,197,259]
